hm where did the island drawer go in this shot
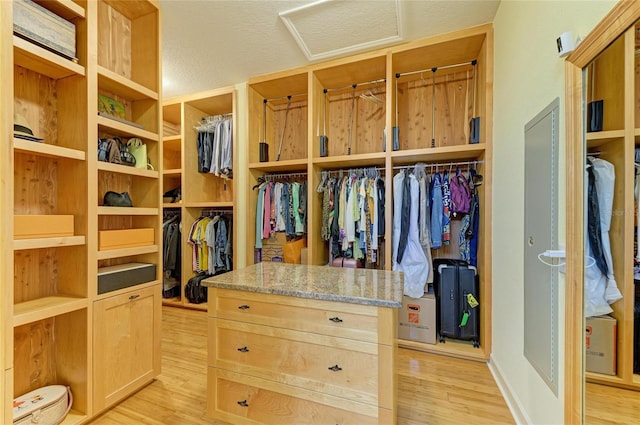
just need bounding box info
[210,318,384,405]
[210,289,385,344]
[207,367,386,425]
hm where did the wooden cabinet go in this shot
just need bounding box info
[161,88,237,310]
[93,285,161,412]
[244,24,493,361]
[583,22,640,391]
[1,0,161,421]
[207,288,396,424]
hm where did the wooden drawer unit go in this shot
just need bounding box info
[211,318,382,405]
[207,286,397,424]
[208,368,384,425]
[213,288,382,343]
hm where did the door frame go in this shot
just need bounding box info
[564,1,640,423]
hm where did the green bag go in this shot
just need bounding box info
[127,138,147,169]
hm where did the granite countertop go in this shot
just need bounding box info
[202,262,404,308]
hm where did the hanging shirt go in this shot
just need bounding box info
[431,172,443,249]
[442,170,451,246]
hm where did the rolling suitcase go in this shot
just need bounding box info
[435,260,480,347]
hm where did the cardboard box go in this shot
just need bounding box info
[14,215,74,239]
[586,315,617,375]
[98,263,156,294]
[398,292,436,344]
[261,232,286,262]
[99,228,154,251]
[13,0,77,60]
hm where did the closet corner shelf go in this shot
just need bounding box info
[163,203,182,209]
[103,0,158,20]
[585,371,624,386]
[97,244,159,260]
[13,236,85,251]
[184,201,233,209]
[312,152,386,169]
[586,129,625,144]
[41,0,86,20]
[163,135,182,147]
[13,138,86,161]
[163,168,182,176]
[397,337,488,362]
[97,115,159,142]
[97,206,159,216]
[13,296,88,328]
[390,144,486,165]
[97,65,158,101]
[97,161,160,178]
[13,35,85,80]
[162,298,183,308]
[248,158,308,173]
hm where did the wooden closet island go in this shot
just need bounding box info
[203,262,403,425]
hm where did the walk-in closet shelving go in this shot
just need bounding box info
[581,23,640,391]
[161,87,237,311]
[244,24,493,361]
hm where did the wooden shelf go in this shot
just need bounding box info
[13,236,85,251]
[13,35,85,79]
[312,152,386,169]
[183,302,207,311]
[163,103,182,125]
[97,161,159,178]
[97,244,159,260]
[59,410,87,425]
[397,338,488,362]
[164,135,182,148]
[97,206,159,215]
[38,0,86,20]
[585,371,626,386]
[248,158,308,172]
[13,296,88,327]
[103,0,158,19]
[162,298,183,308]
[98,65,158,101]
[13,138,85,160]
[163,203,182,208]
[391,144,487,165]
[97,115,159,141]
[163,168,182,176]
[184,202,233,209]
[586,129,625,146]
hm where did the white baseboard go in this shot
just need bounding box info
[488,354,532,425]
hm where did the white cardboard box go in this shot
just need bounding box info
[586,314,617,375]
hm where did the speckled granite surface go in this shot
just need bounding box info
[202,262,404,308]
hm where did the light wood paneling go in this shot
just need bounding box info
[89,306,515,425]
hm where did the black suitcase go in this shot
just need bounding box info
[434,260,480,347]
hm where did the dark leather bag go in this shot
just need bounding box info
[103,191,133,207]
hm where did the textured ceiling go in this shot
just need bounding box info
[160,0,501,99]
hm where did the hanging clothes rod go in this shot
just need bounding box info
[262,171,308,181]
[392,159,484,170]
[395,59,477,79]
[263,93,307,103]
[200,208,232,216]
[324,78,387,94]
[202,113,232,122]
[322,167,385,177]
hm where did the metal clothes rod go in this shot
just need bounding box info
[324,167,385,176]
[325,78,387,94]
[200,209,232,216]
[263,93,307,103]
[392,159,484,170]
[395,60,477,79]
[263,171,308,181]
[202,113,232,122]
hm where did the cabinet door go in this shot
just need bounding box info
[93,284,161,412]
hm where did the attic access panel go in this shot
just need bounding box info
[279,0,403,61]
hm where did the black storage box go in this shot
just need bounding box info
[98,263,156,294]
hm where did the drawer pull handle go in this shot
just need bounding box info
[238,304,250,310]
[129,295,140,300]
[328,364,342,372]
[237,400,249,407]
[237,346,249,353]
[329,316,343,323]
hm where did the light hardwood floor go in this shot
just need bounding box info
[90,306,516,424]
